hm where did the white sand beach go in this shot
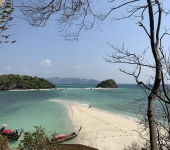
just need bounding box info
[51,100,143,150]
[8,88,57,91]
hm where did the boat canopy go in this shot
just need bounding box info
[55,134,67,139]
[2,129,13,134]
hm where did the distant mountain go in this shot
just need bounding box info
[47,77,100,84]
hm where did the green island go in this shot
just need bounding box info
[0,74,56,90]
[96,79,118,88]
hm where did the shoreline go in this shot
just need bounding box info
[51,100,143,150]
[4,88,57,91]
[5,87,119,91]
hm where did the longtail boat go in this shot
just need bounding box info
[0,125,22,141]
[51,127,82,143]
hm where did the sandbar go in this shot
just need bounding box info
[51,100,142,150]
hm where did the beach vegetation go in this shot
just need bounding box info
[0,135,10,150]
[124,141,143,150]
[96,79,117,88]
[137,106,170,150]
[17,126,57,150]
[0,74,56,90]
[16,0,170,149]
[17,126,97,150]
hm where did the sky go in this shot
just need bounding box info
[0,0,170,83]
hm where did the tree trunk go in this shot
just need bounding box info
[147,93,158,150]
[147,58,162,150]
[146,0,162,148]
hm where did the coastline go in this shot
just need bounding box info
[51,100,142,150]
[6,88,57,91]
[6,87,118,91]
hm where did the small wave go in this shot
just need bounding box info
[81,103,89,107]
[48,99,138,121]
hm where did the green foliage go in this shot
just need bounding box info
[96,79,118,88]
[0,0,15,44]
[0,74,56,90]
[0,135,10,150]
[17,126,57,150]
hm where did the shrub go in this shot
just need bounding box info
[124,141,143,150]
[17,126,57,150]
[0,135,10,150]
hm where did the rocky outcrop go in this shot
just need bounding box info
[96,79,118,88]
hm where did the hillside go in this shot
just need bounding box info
[47,77,100,84]
[0,74,56,90]
[96,79,118,88]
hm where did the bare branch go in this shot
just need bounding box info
[138,22,150,38]
[155,0,162,45]
[102,0,140,20]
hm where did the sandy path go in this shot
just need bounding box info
[66,103,141,150]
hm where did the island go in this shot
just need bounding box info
[96,79,118,88]
[0,74,56,90]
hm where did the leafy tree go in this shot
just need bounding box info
[0,0,15,45]
[0,74,56,90]
[18,0,170,149]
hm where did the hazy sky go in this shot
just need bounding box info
[1,1,170,83]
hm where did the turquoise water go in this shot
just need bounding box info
[56,84,147,118]
[0,84,149,147]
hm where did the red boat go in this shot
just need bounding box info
[0,124,22,141]
[52,127,82,143]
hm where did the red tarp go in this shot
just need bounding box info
[55,134,67,139]
[2,129,13,134]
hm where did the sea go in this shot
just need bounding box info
[0,84,157,148]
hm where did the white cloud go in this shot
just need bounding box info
[40,59,51,66]
[6,66,11,70]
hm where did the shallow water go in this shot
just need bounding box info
[0,90,72,147]
[0,84,151,147]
